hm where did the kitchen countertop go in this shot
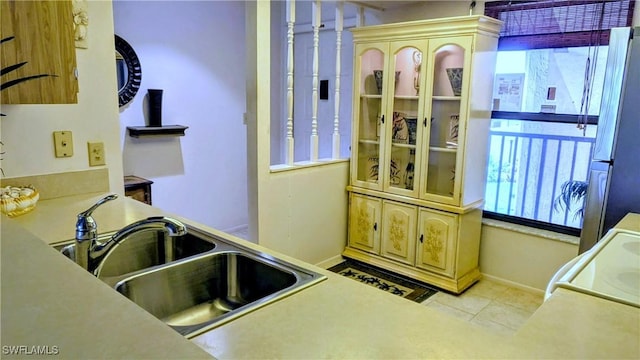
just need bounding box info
[514,287,640,358]
[614,213,640,232]
[1,209,211,359]
[2,193,638,358]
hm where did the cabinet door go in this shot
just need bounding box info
[1,0,78,104]
[348,194,382,254]
[420,36,473,205]
[416,208,458,277]
[381,200,416,265]
[350,42,390,191]
[382,40,429,198]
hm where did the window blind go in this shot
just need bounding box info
[484,0,635,50]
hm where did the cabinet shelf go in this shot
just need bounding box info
[432,96,461,101]
[429,146,457,153]
[391,143,416,149]
[127,125,189,138]
[359,139,380,145]
[394,95,419,100]
[361,94,383,99]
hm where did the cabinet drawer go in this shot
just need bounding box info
[125,187,149,204]
[124,175,153,205]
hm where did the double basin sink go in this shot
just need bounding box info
[55,226,325,338]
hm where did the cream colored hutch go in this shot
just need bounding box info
[343,15,502,293]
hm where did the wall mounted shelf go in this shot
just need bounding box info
[127,125,188,138]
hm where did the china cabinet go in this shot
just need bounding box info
[344,16,501,293]
[1,0,78,104]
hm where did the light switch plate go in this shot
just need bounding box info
[53,131,73,158]
[87,142,106,166]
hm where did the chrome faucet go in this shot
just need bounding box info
[74,194,188,274]
[75,194,118,271]
[93,216,188,271]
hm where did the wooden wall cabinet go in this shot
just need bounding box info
[344,16,501,293]
[1,0,78,104]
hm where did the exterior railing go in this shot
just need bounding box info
[484,129,595,228]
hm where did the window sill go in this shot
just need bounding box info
[482,218,580,246]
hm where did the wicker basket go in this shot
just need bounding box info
[0,185,40,217]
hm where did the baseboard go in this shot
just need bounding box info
[315,254,345,269]
[480,273,545,296]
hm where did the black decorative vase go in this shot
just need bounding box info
[147,89,163,127]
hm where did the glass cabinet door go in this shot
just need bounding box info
[383,41,428,197]
[421,36,472,205]
[352,44,388,190]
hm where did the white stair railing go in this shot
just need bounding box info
[332,1,344,159]
[286,0,296,165]
[310,0,321,162]
[275,0,365,168]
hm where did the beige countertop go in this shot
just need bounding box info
[1,214,211,359]
[2,194,638,359]
[615,213,640,232]
[514,287,640,358]
[7,192,167,246]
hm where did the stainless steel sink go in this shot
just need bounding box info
[54,229,216,286]
[115,249,320,337]
[54,226,325,337]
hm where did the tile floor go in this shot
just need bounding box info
[421,278,545,336]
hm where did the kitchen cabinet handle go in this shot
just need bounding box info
[381,115,385,124]
[423,118,427,127]
[374,222,378,231]
[420,234,424,243]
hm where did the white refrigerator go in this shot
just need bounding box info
[580,26,640,254]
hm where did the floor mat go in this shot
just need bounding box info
[328,260,438,303]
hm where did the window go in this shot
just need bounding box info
[483,0,635,235]
[485,48,604,233]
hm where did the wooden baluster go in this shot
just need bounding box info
[310,0,321,161]
[332,1,344,159]
[286,0,296,165]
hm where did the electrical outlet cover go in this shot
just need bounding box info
[87,142,106,166]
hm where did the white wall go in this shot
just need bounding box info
[261,164,349,266]
[1,1,123,195]
[480,223,578,290]
[365,1,485,25]
[113,1,248,232]
[247,2,350,266]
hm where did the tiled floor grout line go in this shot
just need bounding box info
[422,279,544,335]
[472,301,526,331]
